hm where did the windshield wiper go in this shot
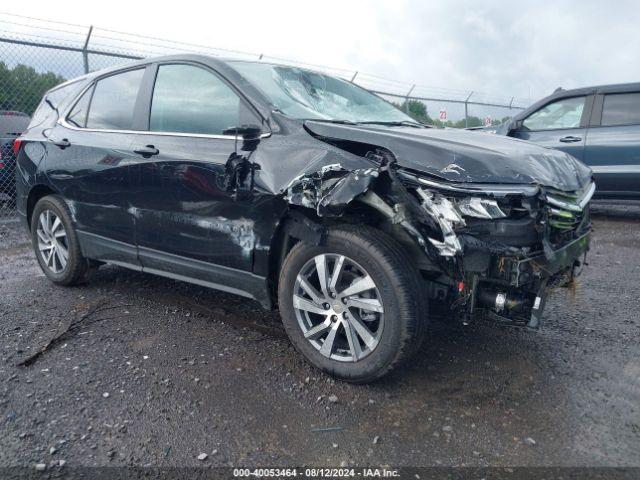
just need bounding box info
[357,120,427,128]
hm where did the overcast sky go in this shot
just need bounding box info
[7,0,640,105]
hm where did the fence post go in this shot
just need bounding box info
[464,91,473,128]
[404,85,415,114]
[82,25,93,74]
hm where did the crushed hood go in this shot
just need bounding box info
[305,121,593,192]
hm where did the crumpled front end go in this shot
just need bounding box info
[395,171,594,328]
[282,145,594,329]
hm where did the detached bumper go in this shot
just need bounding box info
[470,231,590,329]
[492,232,591,288]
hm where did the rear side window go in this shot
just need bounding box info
[522,96,586,131]
[149,64,241,135]
[601,93,640,126]
[28,81,83,129]
[67,86,93,128]
[85,69,144,130]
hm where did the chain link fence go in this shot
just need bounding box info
[0,13,528,217]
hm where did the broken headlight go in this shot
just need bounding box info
[416,189,510,256]
[455,197,507,219]
[417,189,507,223]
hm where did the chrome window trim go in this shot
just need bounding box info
[58,61,272,141]
[58,116,271,140]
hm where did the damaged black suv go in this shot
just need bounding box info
[15,55,594,382]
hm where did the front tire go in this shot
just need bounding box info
[278,225,427,383]
[31,195,89,286]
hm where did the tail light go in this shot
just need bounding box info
[13,138,23,156]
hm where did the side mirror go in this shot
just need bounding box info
[222,124,263,152]
[505,118,523,136]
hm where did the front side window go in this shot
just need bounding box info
[522,96,586,131]
[601,92,640,126]
[150,64,242,135]
[85,68,144,130]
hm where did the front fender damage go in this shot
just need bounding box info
[281,152,448,271]
[284,163,379,216]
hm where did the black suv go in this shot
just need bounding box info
[494,83,640,199]
[15,55,594,382]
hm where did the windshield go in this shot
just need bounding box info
[229,61,417,124]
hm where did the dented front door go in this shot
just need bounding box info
[129,133,258,271]
[128,61,268,273]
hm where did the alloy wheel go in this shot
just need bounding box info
[293,253,384,362]
[36,209,69,274]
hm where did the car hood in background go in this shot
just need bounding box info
[305,121,592,192]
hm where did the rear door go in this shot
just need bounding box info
[510,95,592,161]
[46,66,148,264]
[584,91,640,198]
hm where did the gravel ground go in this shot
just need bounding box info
[0,207,639,470]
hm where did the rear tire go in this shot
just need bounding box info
[31,195,89,286]
[278,224,427,383]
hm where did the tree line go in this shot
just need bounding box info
[393,99,511,128]
[0,62,66,116]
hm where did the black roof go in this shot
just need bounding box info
[48,54,278,122]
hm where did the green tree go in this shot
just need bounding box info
[393,99,433,125]
[0,62,66,116]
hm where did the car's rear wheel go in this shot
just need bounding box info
[278,224,427,383]
[31,195,89,285]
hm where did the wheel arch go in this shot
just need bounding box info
[26,184,60,230]
[266,200,407,308]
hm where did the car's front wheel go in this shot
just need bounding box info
[31,195,89,285]
[278,225,427,383]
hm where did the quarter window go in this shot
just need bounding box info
[85,68,144,130]
[522,96,586,131]
[30,81,83,129]
[150,64,242,135]
[601,92,640,126]
[67,86,93,128]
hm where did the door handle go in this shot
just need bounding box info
[50,138,71,149]
[133,145,159,158]
[559,136,582,143]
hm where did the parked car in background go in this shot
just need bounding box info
[15,55,593,382]
[491,83,640,199]
[0,111,30,205]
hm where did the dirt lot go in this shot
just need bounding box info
[1,204,639,469]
